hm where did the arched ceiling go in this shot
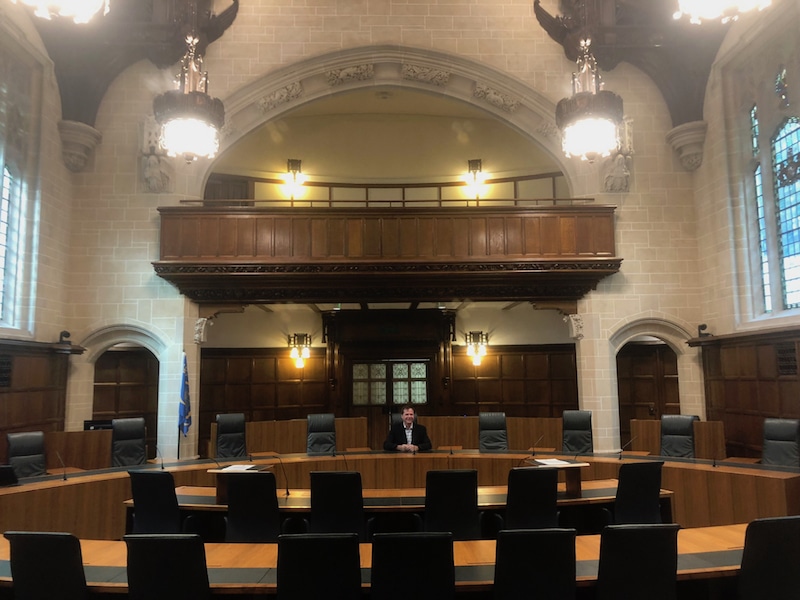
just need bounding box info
[211,86,561,184]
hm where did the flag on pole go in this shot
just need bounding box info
[179,352,192,437]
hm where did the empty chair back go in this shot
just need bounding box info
[371,532,454,600]
[424,469,480,540]
[504,467,559,529]
[493,528,576,600]
[306,413,336,454]
[4,531,87,600]
[215,413,247,459]
[660,414,699,458]
[225,471,281,542]
[761,418,800,467]
[124,533,210,600]
[479,412,508,452]
[7,431,46,479]
[738,515,800,600]
[111,417,147,467]
[310,470,366,540]
[562,410,593,454]
[277,533,361,600]
[128,469,182,533]
[612,461,664,524]
[596,523,680,600]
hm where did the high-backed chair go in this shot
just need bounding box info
[124,533,210,600]
[479,412,508,452]
[306,413,336,454]
[215,412,247,459]
[493,528,576,600]
[562,410,593,454]
[424,469,481,540]
[503,467,559,530]
[128,469,182,533]
[608,460,665,525]
[371,532,455,600]
[4,531,87,600]
[761,418,800,467]
[277,533,361,600]
[738,515,800,600]
[7,431,46,478]
[596,523,680,600]
[309,470,366,540]
[660,414,699,458]
[224,471,281,542]
[111,417,147,467]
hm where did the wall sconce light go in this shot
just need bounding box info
[153,1,225,163]
[289,333,311,368]
[282,158,307,200]
[556,39,624,162]
[11,0,109,23]
[673,1,771,24]
[466,331,488,366]
[463,159,487,200]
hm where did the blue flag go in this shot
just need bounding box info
[179,352,191,436]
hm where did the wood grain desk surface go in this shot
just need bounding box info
[0,524,747,594]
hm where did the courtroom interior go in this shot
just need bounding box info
[0,0,799,598]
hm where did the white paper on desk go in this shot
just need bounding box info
[221,464,256,471]
[532,458,571,466]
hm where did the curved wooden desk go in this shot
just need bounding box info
[0,449,798,540]
[0,524,748,597]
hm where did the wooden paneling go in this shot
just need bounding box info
[154,206,621,305]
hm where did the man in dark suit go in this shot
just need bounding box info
[383,404,432,452]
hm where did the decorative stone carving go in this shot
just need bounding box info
[257,82,304,113]
[536,120,559,140]
[665,120,708,171]
[141,153,171,193]
[603,152,631,193]
[473,83,519,113]
[326,64,374,86]
[194,317,211,344]
[401,63,450,86]
[563,314,584,340]
[57,120,102,172]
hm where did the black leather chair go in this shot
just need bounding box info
[479,412,508,452]
[371,532,455,600]
[761,418,800,467]
[224,471,281,542]
[608,460,665,524]
[276,533,361,600]
[124,533,210,600]
[562,410,593,454]
[424,469,481,540]
[738,515,800,600]
[660,414,699,458]
[111,417,147,467]
[215,412,247,459]
[128,469,182,533]
[7,431,46,478]
[493,528,576,600]
[4,531,87,600]
[306,413,336,454]
[596,523,680,600]
[503,467,559,529]
[309,470,366,540]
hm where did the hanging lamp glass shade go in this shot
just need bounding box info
[673,1,772,24]
[11,0,109,23]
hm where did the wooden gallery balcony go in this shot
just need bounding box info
[153,205,621,309]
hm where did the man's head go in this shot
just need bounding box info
[401,405,416,427]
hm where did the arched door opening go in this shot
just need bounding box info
[92,345,159,459]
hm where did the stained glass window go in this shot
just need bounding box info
[772,117,800,308]
[351,360,428,406]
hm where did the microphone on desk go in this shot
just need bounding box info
[341,451,349,470]
[530,434,545,457]
[56,451,67,481]
[211,457,222,469]
[156,446,164,470]
[619,437,637,460]
[272,453,290,497]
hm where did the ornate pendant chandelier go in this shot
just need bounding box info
[673,1,772,24]
[11,0,109,24]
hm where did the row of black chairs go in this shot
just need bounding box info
[128,461,666,542]
[6,515,800,600]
